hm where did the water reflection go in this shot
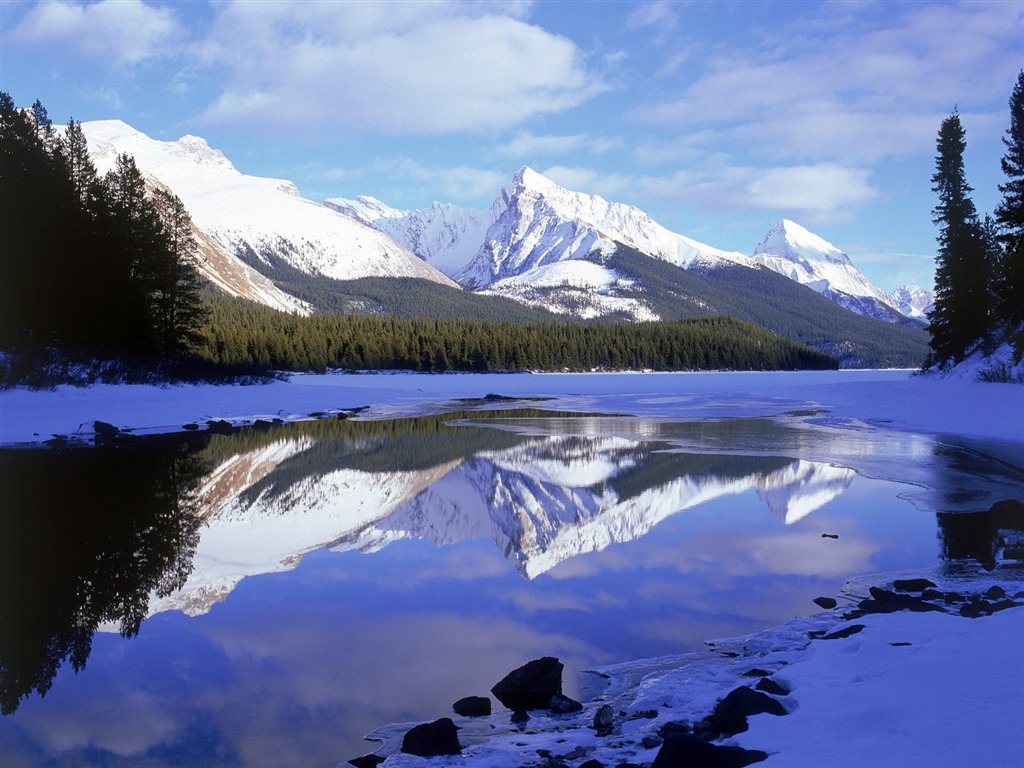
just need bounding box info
[0,437,209,715]
[1,408,1022,766]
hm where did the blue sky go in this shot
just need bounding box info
[1,0,1020,291]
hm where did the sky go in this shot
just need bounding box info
[1,0,1021,292]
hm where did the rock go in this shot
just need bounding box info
[348,755,385,767]
[491,657,564,711]
[755,677,790,696]
[453,695,491,717]
[642,735,663,749]
[549,693,583,714]
[821,533,839,539]
[813,596,838,610]
[580,760,606,768]
[511,709,529,724]
[182,423,200,431]
[658,721,691,740]
[821,623,866,640]
[742,668,771,678]
[892,578,937,592]
[653,733,768,767]
[592,704,615,734]
[205,419,233,434]
[93,420,120,437]
[400,718,461,757]
[985,585,1007,600]
[709,686,787,736]
[859,587,945,614]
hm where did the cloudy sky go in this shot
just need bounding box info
[1,0,1020,291]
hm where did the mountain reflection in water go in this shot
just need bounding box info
[1,407,1021,759]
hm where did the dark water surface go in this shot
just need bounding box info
[2,406,1022,767]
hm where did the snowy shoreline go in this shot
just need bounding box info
[357,569,1023,768]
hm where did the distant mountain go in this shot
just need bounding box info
[750,219,920,326]
[325,195,490,277]
[889,284,934,322]
[82,120,457,307]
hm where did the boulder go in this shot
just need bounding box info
[813,596,838,610]
[549,693,583,714]
[821,623,866,641]
[709,686,787,736]
[453,695,491,717]
[347,755,385,767]
[400,718,461,757]
[893,578,937,592]
[653,733,768,767]
[491,657,564,711]
[755,677,790,696]
[592,704,615,734]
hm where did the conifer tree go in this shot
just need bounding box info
[994,70,1024,356]
[151,187,208,353]
[928,110,992,365]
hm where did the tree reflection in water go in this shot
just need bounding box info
[0,436,210,714]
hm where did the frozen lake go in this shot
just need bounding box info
[1,371,1022,766]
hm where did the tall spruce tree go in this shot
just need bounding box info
[151,187,208,354]
[929,110,992,365]
[994,70,1024,357]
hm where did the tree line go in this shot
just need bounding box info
[196,293,838,372]
[929,70,1024,370]
[0,93,206,361]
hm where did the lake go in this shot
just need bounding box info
[2,374,1022,767]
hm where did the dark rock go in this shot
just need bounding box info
[989,599,1020,613]
[692,718,718,741]
[755,677,790,696]
[93,420,120,437]
[710,686,787,736]
[206,419,233,434]
[400,718,461,757]
[348,754,385,767]
[549,693,583,714]
[182,423,200,431]
[889,642,913,646]
[821,533,839,539]
[511,709,530,724]
[742,668,771,677]
[658,721,691,740]
[653,733,768,768]
[492,657,564,711]
[944,591,966,603]
[592,704,615,734]
[860,587,945,614]
[614,764,643,768]
[453,695,491,717]
[580,760,605,768]
[821,623,866,640]
[985,585,1007,600]
[252,419,277,429]
[642,735,663,749]
[960,601,988,618]
[628,709,658,720]
[892,578,937,592]
[921,589,944,601]
[813,596,838,610]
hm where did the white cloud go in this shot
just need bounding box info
[9,0,182,68]
[196,2,605,136]
[497,131,621,158]
[636,1,1022,164]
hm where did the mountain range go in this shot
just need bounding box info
[82,120,933,367]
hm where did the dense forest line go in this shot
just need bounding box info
[196,292,837,373]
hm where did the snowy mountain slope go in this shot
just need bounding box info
[889,284,934,321]
[82,120,457,300]
[457,167,750,290]
[325,195,490,277]
[751,220,915,324]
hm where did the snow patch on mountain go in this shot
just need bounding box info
[751,220,910,323]
[82,120,457,296]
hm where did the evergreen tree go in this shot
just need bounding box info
[151,187,208,353]
[994,70,1024,357]
[928,110,992,365]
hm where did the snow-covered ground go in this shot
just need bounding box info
[2,369,1022,447]
[2,370,1021,767]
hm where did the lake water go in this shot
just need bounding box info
[2,381,1023,767]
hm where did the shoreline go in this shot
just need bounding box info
[354,568,1024,767]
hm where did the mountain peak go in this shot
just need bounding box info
[754,219,850,266]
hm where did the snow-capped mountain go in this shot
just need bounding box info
[459,167,750,289]
[82,120,457,305]
[751,220,914,324]
[889,284,934,322]
[325,195,490,277]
